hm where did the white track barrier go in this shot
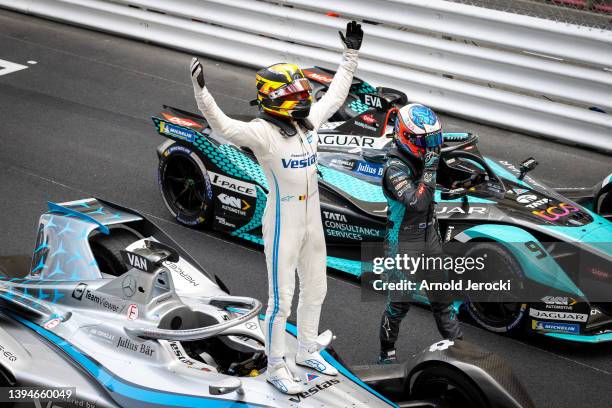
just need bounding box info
[2,0,611,151]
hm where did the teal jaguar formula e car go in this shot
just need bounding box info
[151,86,612,344]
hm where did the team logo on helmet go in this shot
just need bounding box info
[394,103,443,161]
[409,105,438,130]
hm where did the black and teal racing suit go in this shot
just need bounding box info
[379,149,463,352]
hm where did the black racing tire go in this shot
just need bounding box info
[158,144,213,228]
[90,228,140,277]
[464,242,527,333]
[411,365,489,408]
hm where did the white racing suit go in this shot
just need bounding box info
[192,49,359,361]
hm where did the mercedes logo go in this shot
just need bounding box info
[122,276,137,298]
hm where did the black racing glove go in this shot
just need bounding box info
[339,20,363,50]
[423,147,441,172]
[190,57,205,90]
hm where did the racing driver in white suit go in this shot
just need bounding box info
[190,21,363,394]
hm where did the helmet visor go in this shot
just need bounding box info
[406,131,443,148]
[268,78,312,100]
[280,90,311,101]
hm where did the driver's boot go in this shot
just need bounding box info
[295,345,338,376]
[266,361,303,395]
[378,348,397,364]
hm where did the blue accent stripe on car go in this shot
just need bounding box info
[47,202,110,235]
[544,331,612,343]
[267,172,281,355]
[319,350,398,407]
[326,256,363,276]
[9,314,263,407]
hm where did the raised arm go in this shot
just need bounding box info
[190,58,270,155]
[308,21,363,128]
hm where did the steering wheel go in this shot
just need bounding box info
[125,295,262,341]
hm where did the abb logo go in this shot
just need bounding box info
[161,113,202,129]
[532,202,579,222]
[127,304,139,321]
[44,318,62,330]
[360,113,377,124]
[305,71,332,83]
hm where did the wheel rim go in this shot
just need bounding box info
[163,154,207,215]
[466,245,525,330]
[469,302,524,328]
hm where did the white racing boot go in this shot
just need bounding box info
[295,330,338,376]
[266,361,303,395]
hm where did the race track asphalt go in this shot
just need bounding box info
[1,10,611,408]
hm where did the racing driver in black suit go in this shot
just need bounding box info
[378,103,463,364]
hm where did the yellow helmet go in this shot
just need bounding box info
[256,63,313,119]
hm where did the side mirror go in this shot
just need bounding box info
[209,378,244,396]
[441,188,468,201]
[518,157,538,180]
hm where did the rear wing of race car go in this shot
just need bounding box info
[157,105,208,131]
[304,66,408,112]
[303,66,362,87]
[151,107,270,194]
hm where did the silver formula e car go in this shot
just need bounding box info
[0,199,534,408]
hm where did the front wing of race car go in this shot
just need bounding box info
[0,313,120,408]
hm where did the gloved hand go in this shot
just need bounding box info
[339,20,363,51]
[190,57,205,91]
[423,147,441,171]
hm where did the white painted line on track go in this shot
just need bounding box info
[0,58,29,76]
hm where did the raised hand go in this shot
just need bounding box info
[190,57,205,90]
[339,20,363,51]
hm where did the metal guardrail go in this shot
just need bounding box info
[1,0,611,152]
